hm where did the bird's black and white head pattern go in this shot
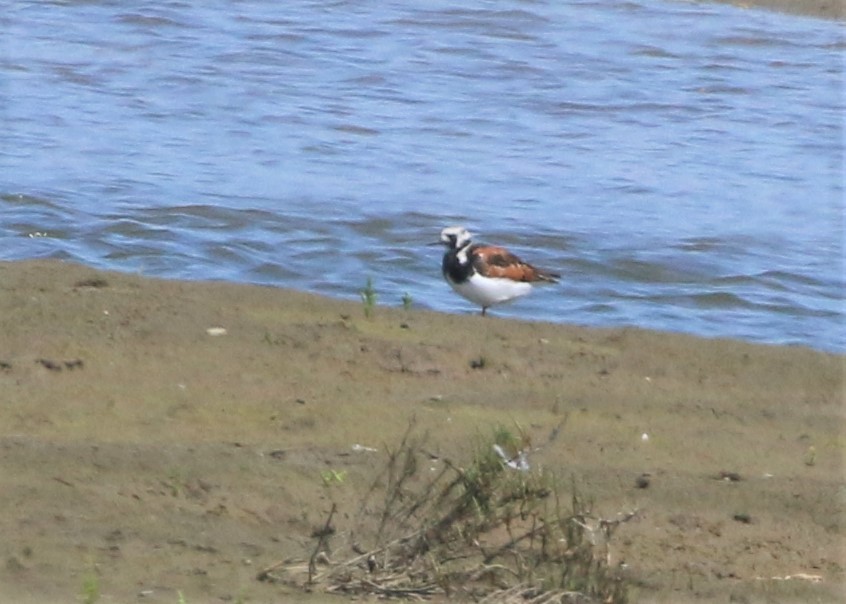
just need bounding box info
[438,226,473,251]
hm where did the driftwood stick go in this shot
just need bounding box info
[310,528,425,583]
[308,503,337,584]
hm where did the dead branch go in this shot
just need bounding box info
[308,502,336,584]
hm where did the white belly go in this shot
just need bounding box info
[450,274,533,308]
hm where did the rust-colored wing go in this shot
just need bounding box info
[470,245,559,283]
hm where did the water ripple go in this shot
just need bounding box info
[1,0,843,352]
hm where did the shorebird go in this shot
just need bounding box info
[432,226,559,316]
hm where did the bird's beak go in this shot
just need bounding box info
[427,241,443,247]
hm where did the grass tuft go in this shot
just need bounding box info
[80,572,100,604]
[360,277,377,318]
[258,421,634,602]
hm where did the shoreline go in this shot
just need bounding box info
[703,0,844,19]
[6,256,840,355]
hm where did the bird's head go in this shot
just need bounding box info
[432,226,473,250]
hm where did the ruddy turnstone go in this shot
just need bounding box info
[433,226,559,316]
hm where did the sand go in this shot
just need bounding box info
[0,258,843,603]
[695,0,843,19]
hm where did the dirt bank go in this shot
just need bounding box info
[700,0,843,19]
[0,259,843,603]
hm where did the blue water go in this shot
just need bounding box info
[2,1,844,352]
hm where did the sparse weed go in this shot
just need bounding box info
[401,291,413,311]
[164,467,187,498]
[804,445,816,467]
[259,421,633,603]
[320,469,347,486]
[360,277,377,318]
[80,573,100,604]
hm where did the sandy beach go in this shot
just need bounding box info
[702,0,843,19]
[0,258,842,603]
